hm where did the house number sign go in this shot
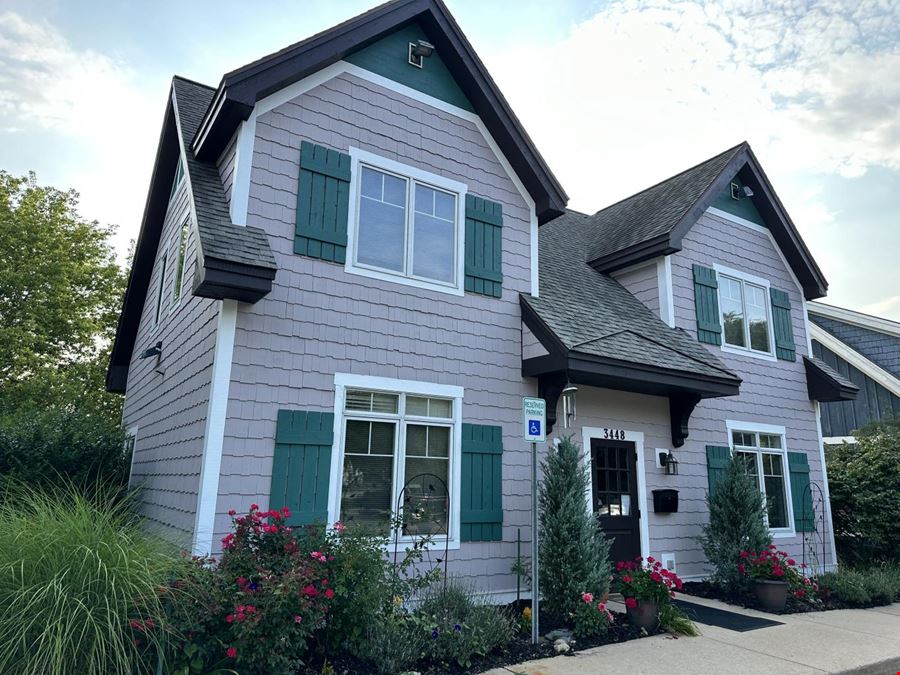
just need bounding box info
[602,428,626,440]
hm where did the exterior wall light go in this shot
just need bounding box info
[659,450,679,475]
[409,40,435,68]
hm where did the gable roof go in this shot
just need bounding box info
[809,303,900,380]
[190,0,567,223]
[804,355,859,402]
[522,210,741,398]
[106,77,276,393]
[584,142,828,300]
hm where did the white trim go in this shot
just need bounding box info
[192,299,238,556]
[802,300,813,357]
[809,301,900,339]
[580,426,650,560]
[713,263,778,362]
[816,403,840,569]
[229,119,255,226]
[530,210,539,297]
[657,256,675,327]
[810,324,900,397]
[725,420,795,536]
[329,373,463,550]
[125,425,139,488]
[706,206,804,298]
[823,435,857,445]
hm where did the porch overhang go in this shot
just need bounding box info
[804,356,859,403]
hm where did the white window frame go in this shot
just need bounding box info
[713,263,777,362]
[345,147,467,297]
[725,420,795,537]
[171,217,190,307]
[153,252,168,327]
[330,373,463,550]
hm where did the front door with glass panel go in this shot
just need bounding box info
[590,439,641,562]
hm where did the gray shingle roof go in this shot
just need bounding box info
[172,77,276,271]
[810,314,900,379]
[524,210,739,383]
[585,143,744,264]
[806,355,858,392]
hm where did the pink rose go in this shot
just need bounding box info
[581,592,594,604]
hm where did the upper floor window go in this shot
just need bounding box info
[170,158,184,200]
[731,429,791,532]
[172,219,189,303]
[153,253,167,327]
[348,148,466,295]
[715,265,774,358]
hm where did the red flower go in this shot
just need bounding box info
[625,597,638,609]
[675,579,683,590]
[294,614,302,623]
[325,588,335,599]
[787,559,796,566]
[302,584,318,597]
[250,503,259,511]
[740,551,750,559]
[226,614,234,623]
[226,647,237,659]
[647,556,655,564]
[772,566,784,577]
[616,561,626,571]
[738,563,746,575]
[650,572,662,583]
[622,576,632,583]
[228,509,236,516]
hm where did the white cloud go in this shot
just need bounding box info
[0,12,163,255]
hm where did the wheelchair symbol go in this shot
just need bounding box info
[528,420,541,435]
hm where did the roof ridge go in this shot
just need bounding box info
[172,74,216,91]
[590,141,747,217]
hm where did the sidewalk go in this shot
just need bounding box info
[484,596,900,675]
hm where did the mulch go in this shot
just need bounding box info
[681,581,887,614]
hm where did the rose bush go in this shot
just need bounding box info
[572,591,614,638]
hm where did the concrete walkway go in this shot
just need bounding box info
[484,595,900,675]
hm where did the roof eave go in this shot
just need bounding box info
[804,356,859,402]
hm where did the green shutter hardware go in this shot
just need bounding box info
[770,288,796,361]
[787,451,814,532]
[705,445,731,496]
[294,141,351,264]
[693,265,722,345]
[269,410,334,527]
[464,195,503,298]
[460,423,503,541]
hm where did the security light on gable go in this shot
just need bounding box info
[408,40,435,68]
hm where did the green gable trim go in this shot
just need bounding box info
[460,423,503,542]
[464,195,503,297]
[710,177,766,226]
[270,410,334,527]
[345,22,475,113]
[295,141,351,264]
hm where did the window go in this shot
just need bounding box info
[348,149,466,294]
[716,268,773,356]
[337,382,459,542]
[731,429,791,531]
[154,253,167,326]
[170,158,184,200]
[172,219,189,303]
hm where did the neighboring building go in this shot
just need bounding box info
[808,303,900,443]
[108,0,858,593]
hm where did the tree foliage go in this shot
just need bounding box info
[699,454,772,591]
[827,416,900,563]
[538,436,611,619]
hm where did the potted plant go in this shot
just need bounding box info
[615,556,683,630]
[739,545,818,612]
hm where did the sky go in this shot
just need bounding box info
[2,0,899,318]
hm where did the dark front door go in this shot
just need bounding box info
[590,438,641,563]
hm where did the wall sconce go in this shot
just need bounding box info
[140,341,162,359]
[561,383,577,429]
[658,450,679,475]
[408,40,435,68]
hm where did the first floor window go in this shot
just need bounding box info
[732,430,790,530]
[339,389,454,537]
[719,273,771,354]
[354,162,459,286]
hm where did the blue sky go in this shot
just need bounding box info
[2,0,899,318]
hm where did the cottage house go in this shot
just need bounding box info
[108,0,858,594]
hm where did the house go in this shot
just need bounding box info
[807,302,900,444]
[108,0,857,594]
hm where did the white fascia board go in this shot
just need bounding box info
[808,301,900,339]
[810,324,900,397]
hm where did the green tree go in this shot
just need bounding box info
[699,454,772,591]
[828,417,900,563]
[0,171,128,489]
[538,436,611,619]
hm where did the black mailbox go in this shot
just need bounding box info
[652,489,678,513]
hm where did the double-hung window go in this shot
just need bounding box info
[349,149,466,295]
[338,384,459,541]
[731,429,792,532]
[716,266,773,357]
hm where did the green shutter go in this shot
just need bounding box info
[269,410,334,527]
[705,445,731,496]
[770,288,796,362]
[788,451,814,532]
[294,141,351,263]
[464,195,503,298]
[460,423,503,541]
[693,265,722,345]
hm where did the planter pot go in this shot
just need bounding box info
[754,580,789,612]
[626,600,659,630]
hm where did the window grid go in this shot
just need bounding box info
[732,430,791,531]
[719,273,773,356]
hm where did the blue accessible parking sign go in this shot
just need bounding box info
[522,397,546,442]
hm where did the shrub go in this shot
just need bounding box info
[353,609,427,675]
[827,417,900,563]
[417,580,515,669]
[538,436,611,619]
[699,454,772,591]
[738,545,818,601]
[0,483,184,675]
[819,563,900,606]
[572,592,614,638]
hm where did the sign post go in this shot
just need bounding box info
[522,397,546,645]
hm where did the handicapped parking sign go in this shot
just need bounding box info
[523,397,546,442]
